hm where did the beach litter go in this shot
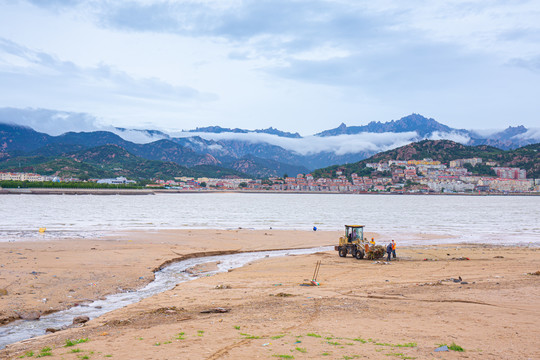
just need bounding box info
[527,270,540,276]
[435,345,449,352]
[273,292,294,297]
[214,284,231,289]
[200,307,230,313]
[150,306,184,315]
[439,277,469,284]
[366,245,386,260]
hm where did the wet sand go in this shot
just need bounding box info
[1,230,539,359]
[0,230,340,326]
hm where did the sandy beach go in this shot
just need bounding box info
[1,230,539,359]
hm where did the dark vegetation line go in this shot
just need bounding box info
[0,180,145,189]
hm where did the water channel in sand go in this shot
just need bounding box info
[0,246,331,349]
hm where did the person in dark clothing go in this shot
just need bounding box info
[386,243,393,261]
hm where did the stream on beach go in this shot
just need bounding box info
[0,246,331,349]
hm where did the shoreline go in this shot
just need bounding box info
[1,233,538,359]
[1,187,538,196]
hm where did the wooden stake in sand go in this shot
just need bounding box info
[311,260,321,286]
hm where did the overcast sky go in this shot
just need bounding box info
[0,0,539,135]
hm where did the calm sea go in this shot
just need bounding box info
[0,193,538,245]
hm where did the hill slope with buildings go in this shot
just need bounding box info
[312,140,540,179]
[0,144,249,181]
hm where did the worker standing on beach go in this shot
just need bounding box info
[391,239,396,259]
[386,242,393,261]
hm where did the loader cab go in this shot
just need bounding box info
[345,225,364,244]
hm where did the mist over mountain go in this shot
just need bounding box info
[188,126,301,138]
[1,109,539,179]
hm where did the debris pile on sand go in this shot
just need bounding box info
[366,245,385,260]
[214,284,231,289]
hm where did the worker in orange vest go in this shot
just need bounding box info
[391,239,396,259]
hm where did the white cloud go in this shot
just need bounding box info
[427,131,470,144]
[207,143,223,151]
[174,130,420,156]
[514,128,540,141]
[0,107,170,143]
[0,107,101,135]
[107,127,169,144]
[469,128,501,138]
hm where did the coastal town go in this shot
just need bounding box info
[1,157,538,194]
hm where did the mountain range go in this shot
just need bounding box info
[1,112,539,179]
[315,114,536,149]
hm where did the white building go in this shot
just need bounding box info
[421,179,475,193]
[97,177,136,185]
[0,172,46,181]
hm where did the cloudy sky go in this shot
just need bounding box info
[0,0,539,135]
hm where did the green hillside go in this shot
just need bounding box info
[0,144,251,181]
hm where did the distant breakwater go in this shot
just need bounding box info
[0,188,155,195]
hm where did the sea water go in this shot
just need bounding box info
[0,193,538,245]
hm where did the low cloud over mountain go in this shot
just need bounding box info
[1,108,538,175]
[178,131,422,156]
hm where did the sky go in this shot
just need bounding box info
[0,0,539,136]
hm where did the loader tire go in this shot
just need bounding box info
[355,249,364,260]
[339,248,347,257]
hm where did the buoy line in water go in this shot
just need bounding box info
[0,246,332,349]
